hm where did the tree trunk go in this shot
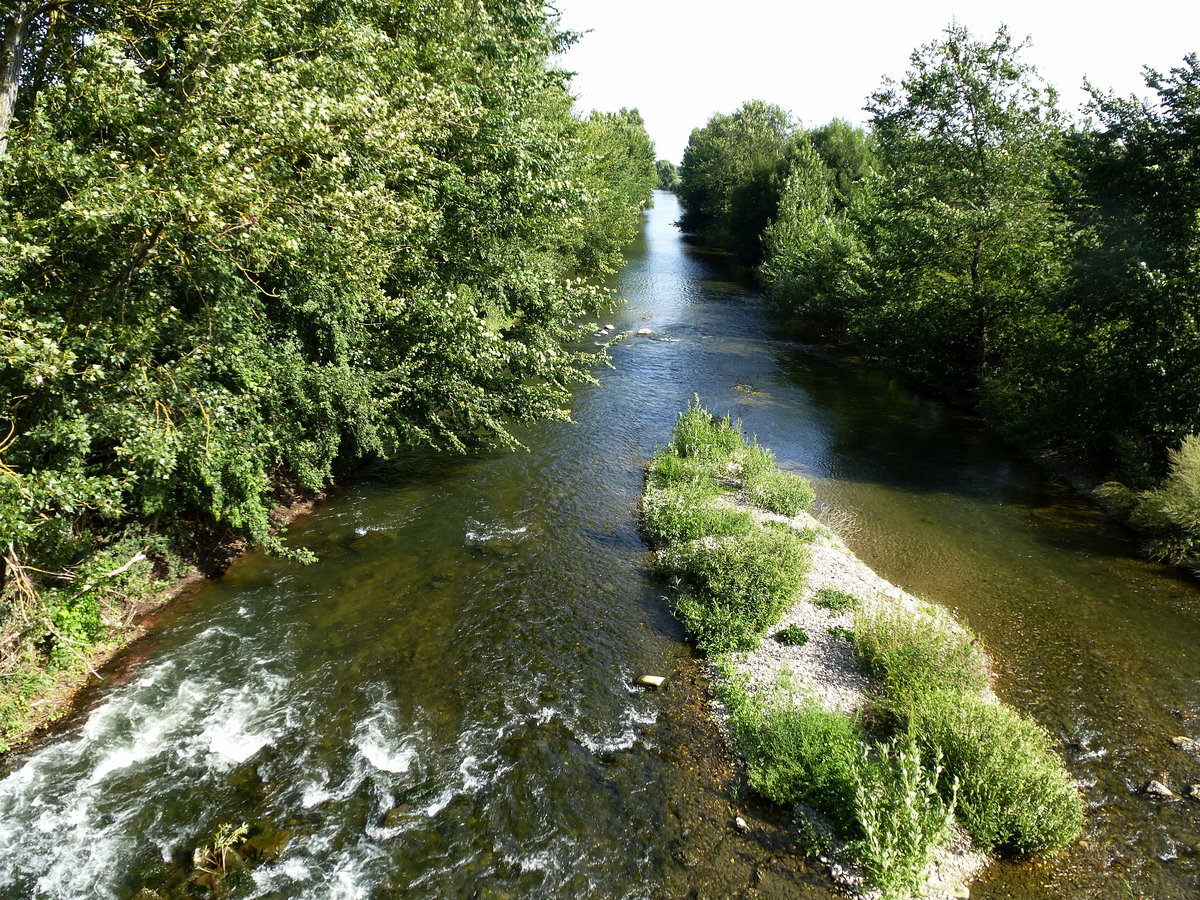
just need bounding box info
[0,1,35,155]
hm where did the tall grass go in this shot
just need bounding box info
[642,482,755,544]
[853,604,989,704]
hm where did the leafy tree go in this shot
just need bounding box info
[676,99,794,262]
[1045,55,1200,471]
[0,0,653,674]
[858,24,1067,387]
[655,158,680,191]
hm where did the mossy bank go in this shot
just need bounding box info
[643,401,1084,900]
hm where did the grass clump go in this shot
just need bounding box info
[745,467,815,516]
[642,482,755,544]
[853,604,988,704]
[907,690,1084,858]
[812,587,860,613]
[852,739,957,900]
[775,624,809,646]
[668,527,810,652]
[722,682,862,830]
[670,399,746,461]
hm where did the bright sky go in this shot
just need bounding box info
[554,0,1200,164]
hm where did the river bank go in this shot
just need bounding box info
[0,491,323,757]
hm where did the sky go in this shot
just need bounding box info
[554,0,1200,164]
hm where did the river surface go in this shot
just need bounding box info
[1,193,1198,899]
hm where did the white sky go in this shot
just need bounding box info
[554,0,1200,163]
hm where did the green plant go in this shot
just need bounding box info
[812,587,860,613]
[906,689,1083,857]
[1132,435,1200,573]
[744,467,815,516]
[828,625,854,641]
[193,822,250,892]
[722,684,862,829]
[668,527,810,652]
[852,738,957,900]
[775,624,809,646]
[669,399,746,461]
[853,604,988,704]
[642,483,754,544]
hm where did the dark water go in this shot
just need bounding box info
[1,193,1198,899]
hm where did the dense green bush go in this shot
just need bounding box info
[722,684,862,828]
[668,526,810,652]
[745,467,815,516]
[642,482,754,544]
[1132,435,1200,573]
[853,604,989,704]
[774,624,809,646]
[907,690,1083,857]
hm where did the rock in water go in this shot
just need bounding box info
[1170,735,1199,750]
[636,328,653,335]
[733,816,750,833]
[1141,779,1181,801]
[635,674,665,689]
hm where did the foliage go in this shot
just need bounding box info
[668,525,810,652]
[852,739,957,900]
[677,100,794,262]
[853,604,989,704]
[744,466,814,516]
[1132,435,1200,572]
[720,681,862,829]
[906,689,1083,857]
[857,23,1067,386]
[0,0,655,734]
[642,482,754,544]
[655,158,680,191]
[774,623,808,646]
[812,587,860,613]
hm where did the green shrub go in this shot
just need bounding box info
[668,527,810,652]
[907,689,1083,858]
[648,451,721,491]
[852,738,957,900]
[812,587,860,613]
[643,483,755,544]
[775,624,809,646]
[1132,434,1200,573]
[744,467,815,516]
[853,604,988,704]
[723,685,862,829]
[669,399,746,461]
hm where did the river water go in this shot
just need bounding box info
[1,193,1197,899]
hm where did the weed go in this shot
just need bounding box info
[812,587,860,613]
[670,398,745,461]
[853,604,988,704]
[852,739,957,900]
[775,624,809,646]
[906,689,1083,857]
[828,625,854,641]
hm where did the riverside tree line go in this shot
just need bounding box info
[675,24,1200,574]
[0,0,656,744]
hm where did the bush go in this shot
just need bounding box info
[669,399,746,462]
[642,483,755,544]
[907,689,1083,857]
[1132,434,1200,573]
[723,685,862,828]
[668,527,810,651]
[853,604,988,704]
[852,738,956,900]
[744,467,815,516]
[812,587,860,613]
[775,624,809,646]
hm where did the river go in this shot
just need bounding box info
[1,192,1197,899]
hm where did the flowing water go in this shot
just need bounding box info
[1,193,1198,899]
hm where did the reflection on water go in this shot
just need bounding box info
[1,193,1198,899]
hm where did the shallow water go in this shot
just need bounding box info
[1,193,1197,899]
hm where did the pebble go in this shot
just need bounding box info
[734,816,750,833]
[1170,735,1199,750]
[1141,780,1181,802]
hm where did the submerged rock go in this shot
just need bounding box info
[1141,779,1181,801]
[1170,735,1199,751]
[635,674,666,689]
[1187,784,1200,802]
